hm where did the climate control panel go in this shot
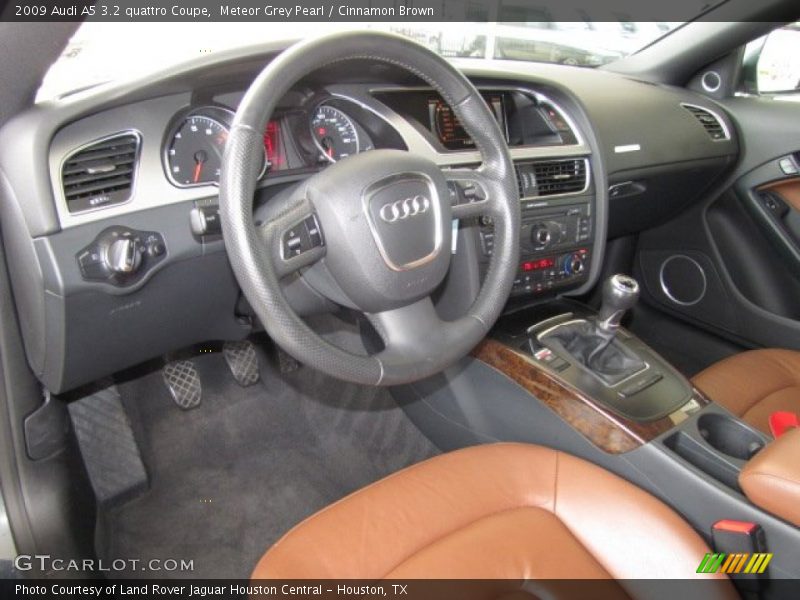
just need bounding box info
[479,199,593,298]
[510,248,590,296]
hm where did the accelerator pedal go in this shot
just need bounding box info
[68,386,148,507]
[277,347,300,374]
[162,360,202,410]
[222,340,260,386]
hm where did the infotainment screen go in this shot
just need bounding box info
[372,89,575,151]
[428,93,507,150]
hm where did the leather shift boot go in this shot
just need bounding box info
[541,320,646,386]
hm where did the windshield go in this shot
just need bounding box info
[38,20,683,102]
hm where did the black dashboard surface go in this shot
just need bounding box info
[0,43,739,392]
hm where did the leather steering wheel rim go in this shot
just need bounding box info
[220,31,519,385]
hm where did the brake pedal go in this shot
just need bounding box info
[162,360,202,410]
[222,341,260,386]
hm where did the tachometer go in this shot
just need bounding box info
[165,107,266,187]
[310,105,360,163]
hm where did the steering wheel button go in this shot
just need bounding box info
[453,179,487,203]
[446,181,461,205]
[303,215,324,248]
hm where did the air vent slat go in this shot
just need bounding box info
[515,159,588,198]
[64,176,133,197]
[64,144,137,164]
[62,156,134,177]
[682,104,728,141]
[63,166,134,186]
[61,133,139,213]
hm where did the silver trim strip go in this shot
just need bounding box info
[659,254,707,307]
[614,144,641,154]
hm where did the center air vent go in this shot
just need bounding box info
[515,158,588,199]
[682,104,729,141]
[61,132,140,213]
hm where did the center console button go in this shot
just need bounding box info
[618,372,663,398]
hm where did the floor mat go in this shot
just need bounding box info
[97,349,439,579]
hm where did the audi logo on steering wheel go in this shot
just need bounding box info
[378,195,431,223]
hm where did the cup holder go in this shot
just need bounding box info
[697,413,765,460]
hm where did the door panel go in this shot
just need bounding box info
[634,96,800,350]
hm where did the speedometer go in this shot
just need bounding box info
[310,105,360,163]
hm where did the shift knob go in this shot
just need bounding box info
[597,274,640,333]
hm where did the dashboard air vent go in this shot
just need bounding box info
[682,104,729,141]
[61,133,140,213]
[516,159,588,198]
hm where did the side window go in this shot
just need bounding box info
[750,22,800,94]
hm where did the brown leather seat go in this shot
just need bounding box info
[693,348,800,436]
[252,443,733,593]
[739,428,800,528]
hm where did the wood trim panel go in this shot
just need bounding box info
[472,338,709,454]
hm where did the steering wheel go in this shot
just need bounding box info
[220,31,519,386]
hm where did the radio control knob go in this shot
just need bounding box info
[531,223,552,248]
[105,238,142,274]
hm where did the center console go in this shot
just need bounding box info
[374,87,598,302]
[475,277,706,453]
[478,158,594,298]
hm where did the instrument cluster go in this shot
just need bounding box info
[162,97,381,188]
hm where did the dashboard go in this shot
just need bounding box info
[0,46,739,393]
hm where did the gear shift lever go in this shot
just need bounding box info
[536,274,646,386]
[584,274,640,367]
[597,274,640,335]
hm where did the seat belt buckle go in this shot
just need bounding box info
[769,411,799,438]
[707,520,771,592]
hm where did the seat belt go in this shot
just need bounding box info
[706,520,770,596]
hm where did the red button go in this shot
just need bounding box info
[713,520,758,534]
